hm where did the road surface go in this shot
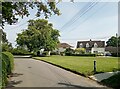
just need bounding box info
[6,57,109,88]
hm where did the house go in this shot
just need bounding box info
[76,39,105,54]
[53,43,73,54]
[58,43,73,53]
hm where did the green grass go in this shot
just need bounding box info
[34,55,119,76]
[101,73,120,89]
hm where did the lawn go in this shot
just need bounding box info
[34,55,119,76]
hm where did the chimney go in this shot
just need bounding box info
[90,39,92,42]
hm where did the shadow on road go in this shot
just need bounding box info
[10,73,23,77]
[6,80,23,88]
[58,83,109,89]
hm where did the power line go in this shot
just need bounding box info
[60,35,111,40]
[59,2,94,31]
[62,2,108,34]
[60,0,100,32]
[61,1,99,32]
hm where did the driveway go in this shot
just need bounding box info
[6,57,109,88]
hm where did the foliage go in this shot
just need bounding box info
[71,53,96,57]
[0,29,8,43]
[101,73,120,89]
[2,52,14,74]
[50,51,59,55]
[11,48,32,55]
[111,53,120,57]
[0,29,13,52]
[75,48,85,54]
[34,56,118,77]
[2,1,60,27]
[1,52,14,87]
[16,19,60,52]
[65,48,74,56]
[2,43,13,52]
[106,36,120,47]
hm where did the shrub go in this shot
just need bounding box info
[65,48,74,56]
[0,52,14,87]
[65,53,96,57]
[50,51,59,55]
[42,51,49,56]
[75,48,85,54]
[2,52,14,73]
[11,48,32,55]
[111,53,120,57]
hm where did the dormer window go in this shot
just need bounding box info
[86,43,89,48]
[94,43,98,48]
[79,43,83,48]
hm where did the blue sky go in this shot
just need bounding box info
[4,1,118,48]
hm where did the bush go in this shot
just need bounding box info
[2,52,14,73]
[65,53,96,57]
[50,51,59,55]
[75,48,85,54]
[0,52,14,87]
[111,53,120,57]
[65,48,74,56]
[11,48,32,55]
[42,51,49,56]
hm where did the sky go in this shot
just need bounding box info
[3,1,118,48]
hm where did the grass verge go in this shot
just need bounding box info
[33,55,118,77]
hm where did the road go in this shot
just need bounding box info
[6,57,109,88]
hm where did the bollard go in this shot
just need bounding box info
[94,60,96,73]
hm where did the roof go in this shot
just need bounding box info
[77,40,105,48]
[58,43,73,48]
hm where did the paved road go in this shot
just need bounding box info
[6,58,109,88]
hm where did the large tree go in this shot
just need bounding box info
[106,36,120,47]
[16,19,60,52]
[1,1,60,27]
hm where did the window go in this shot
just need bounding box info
[79,43,83,48]
[86,43,89,48]
[94,43,98,48]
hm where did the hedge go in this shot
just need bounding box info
[0,52,14,88]
[2,52,14,73]
[111,53,120,57]
[65,53,96,57]
[11,48,32,55]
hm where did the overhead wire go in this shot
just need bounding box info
[59,0,100,32]
[62,2,108,34]
[59,2,94,31]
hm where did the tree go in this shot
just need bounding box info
[106,36,120,47]
[75,48,85,54]
[0,29,8,43]
[16,19,60,52]
[1,1,60,27]
[0,29,13,51]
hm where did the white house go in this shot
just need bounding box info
[77,39,105,55]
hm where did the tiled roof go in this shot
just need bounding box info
[58,43,73,48]
[77,40,105,48]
